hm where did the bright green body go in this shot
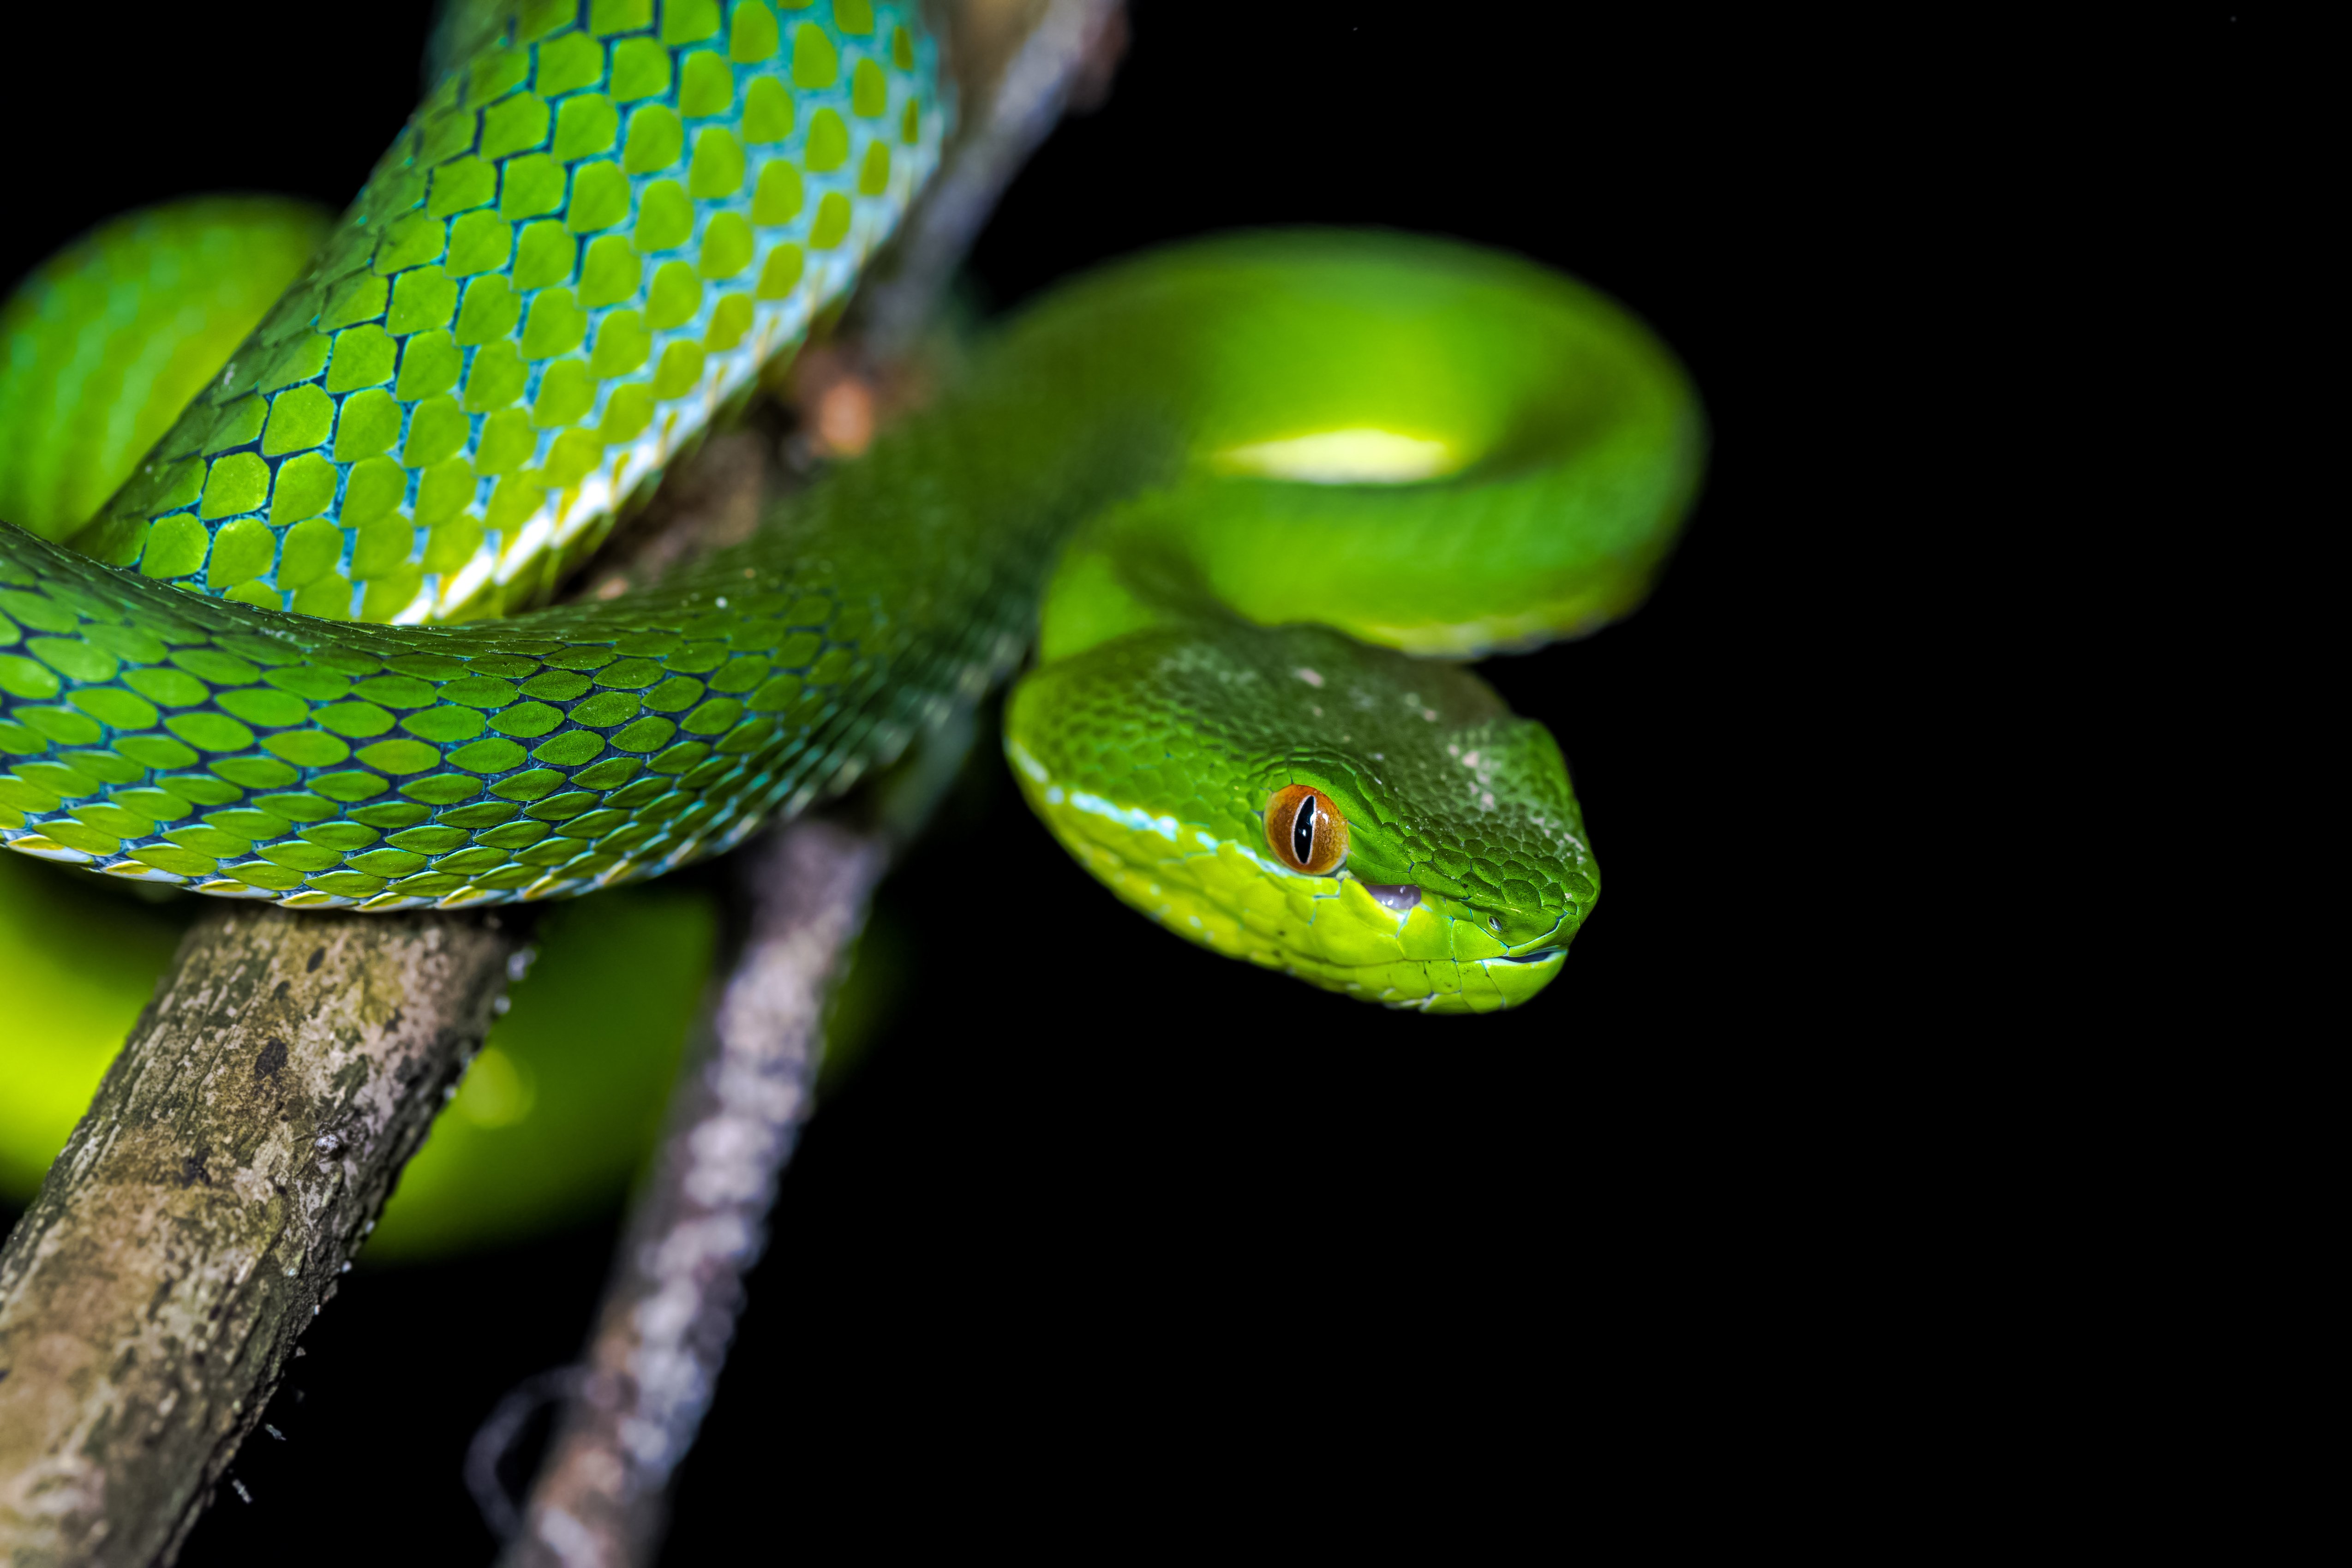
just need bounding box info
[0,0,1703,1011]
[0,199,331,545]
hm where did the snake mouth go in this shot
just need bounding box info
[1495,946,1565,965]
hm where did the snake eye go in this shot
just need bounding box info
[1265,784,1348,875]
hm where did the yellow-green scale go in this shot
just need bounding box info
[0,200,328,543]
[71,0,942,628]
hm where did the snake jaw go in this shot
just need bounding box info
[1360,881,1421,913]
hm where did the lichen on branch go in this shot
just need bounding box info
[0,902,525,1566]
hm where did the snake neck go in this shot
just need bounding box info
[1033,493,1232,667]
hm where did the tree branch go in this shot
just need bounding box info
[491,9,1128,1562]
[0,903,527,1565]
[501,821,888,1568]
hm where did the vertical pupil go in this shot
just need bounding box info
[1293,795,1317,865]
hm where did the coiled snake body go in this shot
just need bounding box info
[0,2,1702,1013]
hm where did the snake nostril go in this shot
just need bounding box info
[1361,882,1420,913]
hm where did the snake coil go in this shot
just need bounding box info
[0,0,1702,1012]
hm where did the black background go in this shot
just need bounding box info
[0,4,2264,1559]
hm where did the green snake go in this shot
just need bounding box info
[0,0,1702,1015]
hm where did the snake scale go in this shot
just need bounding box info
[0,0,1702,1013]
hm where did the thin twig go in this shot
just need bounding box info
[491,8,1127,1562]
[501,822,889,1568]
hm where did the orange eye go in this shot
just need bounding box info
[1265,784,1349,875]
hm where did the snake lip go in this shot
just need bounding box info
[1362,882,1421,913]
[1495,946,1565,965]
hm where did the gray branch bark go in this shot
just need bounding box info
[501,822,888,1568]
[492,9,1127,1563]
[0,904,527,1566]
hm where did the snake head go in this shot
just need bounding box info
[1005,622,1598,1013]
